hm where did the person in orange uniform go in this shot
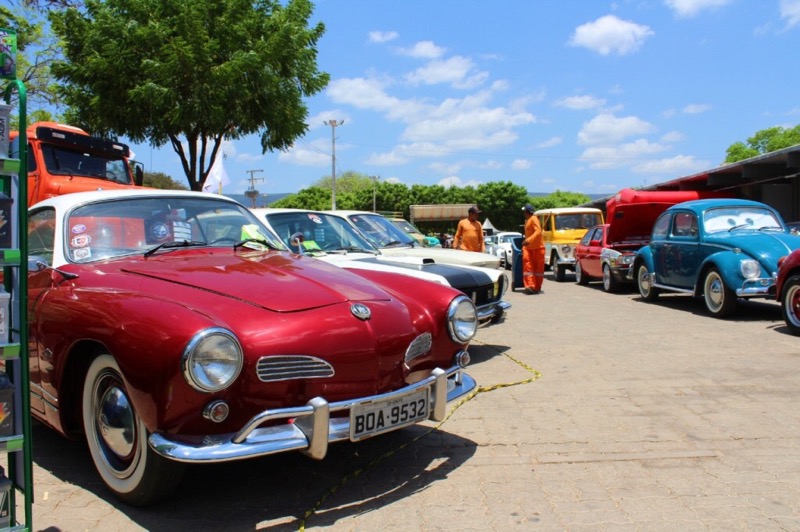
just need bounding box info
[521,204,545,293]
[454,206,485,252]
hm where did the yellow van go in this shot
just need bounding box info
[535,207,604,281]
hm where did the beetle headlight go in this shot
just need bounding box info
[447,295,478,344]
[740,259,761,280]
[183,328,243,393]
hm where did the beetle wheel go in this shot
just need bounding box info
[83,354,185,506]
[603,264,618,293]
[703,268,737,317]
[780,275,800,335]
[637,263,659,301]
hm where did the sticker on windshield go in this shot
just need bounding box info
[71,234,91,248]
[71,224,87,234]
[307,214,323,224]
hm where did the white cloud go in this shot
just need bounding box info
[512,159,532,170]
[578,113,656,145]
[555,95,607,110]
[683,103,711,114]
[278,139,331,166]
[368,31,399,44]
[580,139,669,169]
[664,0,734,18]
[439,176,481,188]
[780,0,800,28]
[429,161,462,174]
[536,137,563,149]
[660,131,685,143]
[479,160,503,170]
[405,56,488,89]
[397,40,445,59]
[569,15,654,56]
[632,154,710,174]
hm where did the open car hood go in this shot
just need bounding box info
[119,251,391,312]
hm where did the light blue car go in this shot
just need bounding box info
[633,198,800,317]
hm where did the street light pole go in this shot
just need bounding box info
[324,119,344,209]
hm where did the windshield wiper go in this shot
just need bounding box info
[728,224,752,232]
[758,226,784,232]
[144,240,208,257]
[380,240,405,248]
[327,246,378,254]
[233,238,281,251]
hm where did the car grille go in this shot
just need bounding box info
[405,333,432,363]
[458,281,498,306]
[256,355,335,382]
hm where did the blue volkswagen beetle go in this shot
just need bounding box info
[633,198,800,317]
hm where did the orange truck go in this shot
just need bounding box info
[9,121,144,206]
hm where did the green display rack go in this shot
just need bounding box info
[1,78,33,531]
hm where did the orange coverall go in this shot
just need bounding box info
[454,219,485,252]
[523,214,545,291]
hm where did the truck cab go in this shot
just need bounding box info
[9,122,143,206]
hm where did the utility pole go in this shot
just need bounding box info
[371,175,380,212]
[324,119,344,209]
[244,169,264,208]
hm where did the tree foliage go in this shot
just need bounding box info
[143,171,188,190]
[725,125,800,163]
[48,0,329,191]
[271,178,592,233]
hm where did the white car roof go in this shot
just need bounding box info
[32,189,240,210]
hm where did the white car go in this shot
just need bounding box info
[490,231,523,270]
[330,210,501,269]
[251,208,510,326]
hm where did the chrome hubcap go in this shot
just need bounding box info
[706,275,723,309]
[97,383,136,461]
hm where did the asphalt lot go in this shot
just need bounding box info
[23,270,800,531]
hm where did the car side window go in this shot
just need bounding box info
[672,212,698,238]
[652,213,670,238]
[580,229,593,245]
[28,208,56,266]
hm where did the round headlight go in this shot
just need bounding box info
[740,259,761,280]
[183,328,243,393]
[447,295,478,344]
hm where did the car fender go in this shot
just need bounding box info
[633,246,655,275]
[776,251,800,301]
[694,250,755,295]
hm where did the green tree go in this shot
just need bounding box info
[270,186,332,210]
[529,190,591,211]
[725,125,800,163]
[49,0,329,191]
[143,171,188,190]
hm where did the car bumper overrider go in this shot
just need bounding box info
[736,276,775,297]
[477,301,511,325]
[149,363,476,463]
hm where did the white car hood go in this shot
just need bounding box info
[380,246,500,269]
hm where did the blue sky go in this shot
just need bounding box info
[128,0,800,197]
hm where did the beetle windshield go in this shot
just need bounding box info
[65,195,286,263]
[703,207,785,234]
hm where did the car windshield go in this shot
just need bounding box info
[703,207,785,234]
[554,213,602,230]
[262,211,378,253]
[40,143,132,185]
[65,196,286,263]
[346,213,416,247]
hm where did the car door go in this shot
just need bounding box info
[582,227,603,278]
[662,210,700,288]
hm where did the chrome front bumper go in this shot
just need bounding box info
[149,364,476,463]
[736,277,775,297]
[477,301,511,325]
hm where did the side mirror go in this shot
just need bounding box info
[133,162,144,186]
[28,256,49,272]
[589,239,601,246]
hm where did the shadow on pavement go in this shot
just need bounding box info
[32,417,478,531]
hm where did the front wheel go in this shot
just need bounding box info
[780,275,800,335]
[637,263,659,301]
[575,262,589,285]
[83,354,185,506]
[602,264,618,293]
[703,268,737,317]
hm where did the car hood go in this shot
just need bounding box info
[117,251,391,312]
[704,231,800,269]
[380,246,500,268]
[608,203,674,244]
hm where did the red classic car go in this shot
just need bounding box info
[775,249,800,335]
[575,188,730,292]
[26,190,478,505]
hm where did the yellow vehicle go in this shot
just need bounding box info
[535,207,604,281]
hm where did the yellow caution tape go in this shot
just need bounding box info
[298,341,542,530]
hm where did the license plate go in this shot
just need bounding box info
[350,388,429,441]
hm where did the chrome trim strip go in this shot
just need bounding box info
[149,365,475,464]
[651,282,694,294]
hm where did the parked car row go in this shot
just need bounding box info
[25,190,489,505]
[568,190,800,334]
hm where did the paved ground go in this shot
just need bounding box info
[21,270,800,530]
